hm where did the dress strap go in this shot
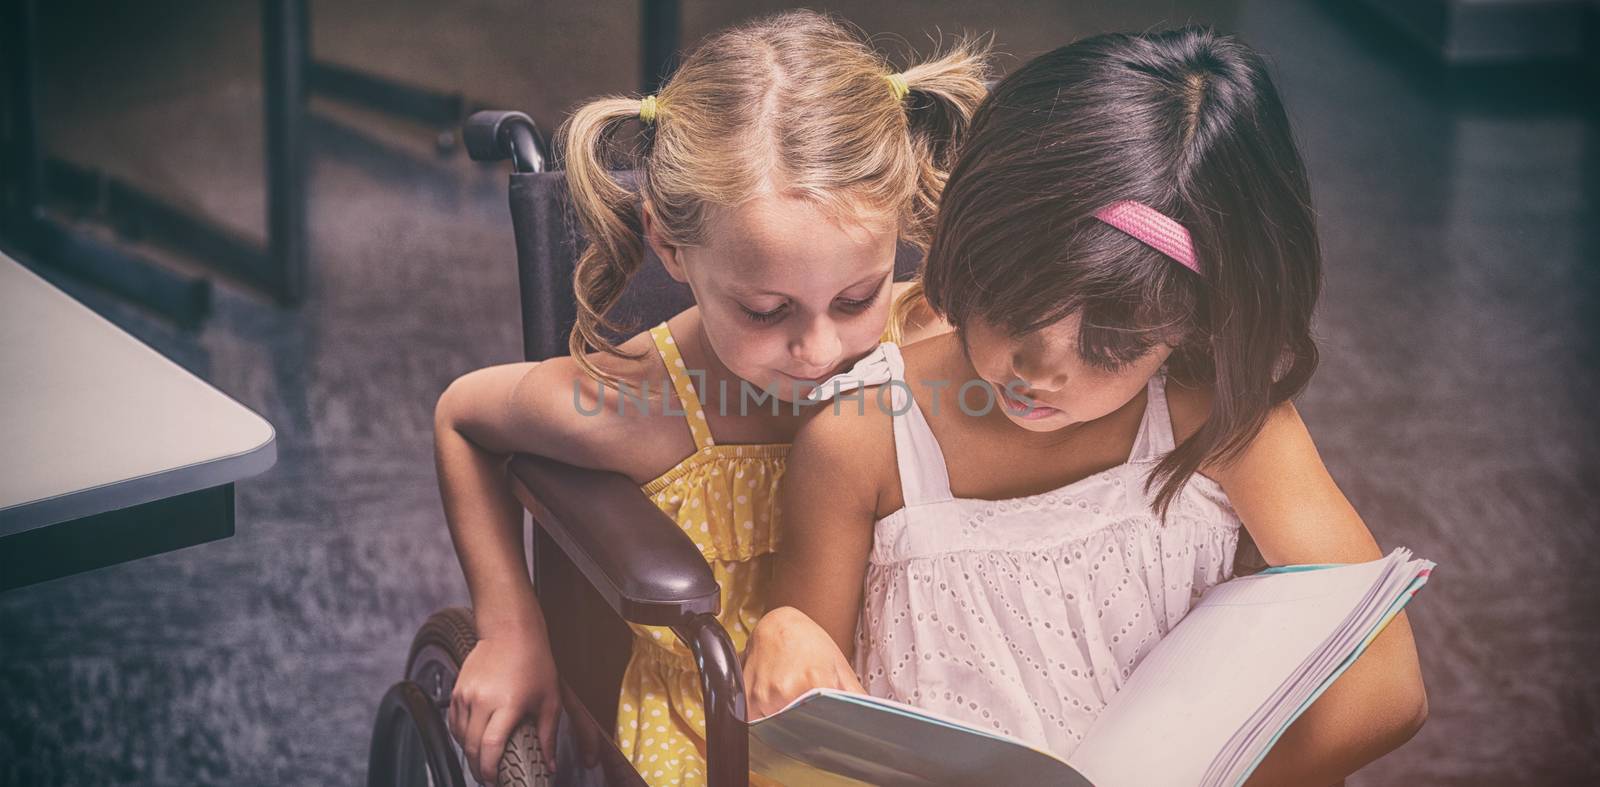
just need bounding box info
[1127,367,1176,463]
[806,343,955,506]
[649,322,715,450]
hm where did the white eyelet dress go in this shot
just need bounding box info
[806,343,1244,760]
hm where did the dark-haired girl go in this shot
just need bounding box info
[745,27,1426,784]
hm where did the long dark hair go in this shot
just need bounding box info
[922,27,1322,518]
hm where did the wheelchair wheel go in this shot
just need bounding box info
[368,680,468,787]
[405,607,551,787]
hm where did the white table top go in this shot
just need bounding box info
[0,252,277,536]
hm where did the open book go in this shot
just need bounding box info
[749,548,1434,786]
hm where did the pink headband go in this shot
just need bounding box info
[1093,201,1200,275]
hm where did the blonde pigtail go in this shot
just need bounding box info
[885,35,992,340]
[561,96,657,388]
[894,35,993,253]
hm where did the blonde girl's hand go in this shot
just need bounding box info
[743,606,866,720]
[448,627,562,784]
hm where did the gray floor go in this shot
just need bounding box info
[1,1,1596,785]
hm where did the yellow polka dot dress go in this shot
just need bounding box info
[616,323,788,786]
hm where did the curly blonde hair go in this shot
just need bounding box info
[560,10,990,386]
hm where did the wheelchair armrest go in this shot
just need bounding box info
[507,453,721,627]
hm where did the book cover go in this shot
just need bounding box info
[750,549,1434,787]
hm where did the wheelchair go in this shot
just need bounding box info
[366,109,924,787]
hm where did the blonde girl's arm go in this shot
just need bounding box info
[1184,396,1428,785]
[436,359,626,625]
[434,358,628,780]
[743,396,893,716]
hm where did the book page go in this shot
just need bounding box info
[750,689,1093,786]
[1068,555,1400,786]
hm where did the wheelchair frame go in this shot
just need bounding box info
[368,109,751,787]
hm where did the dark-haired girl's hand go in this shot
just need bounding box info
[743,605,865,720]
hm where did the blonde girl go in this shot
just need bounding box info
[434,11,988,785]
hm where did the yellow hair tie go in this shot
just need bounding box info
[638,94,659,124]
[885,73,910,102]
